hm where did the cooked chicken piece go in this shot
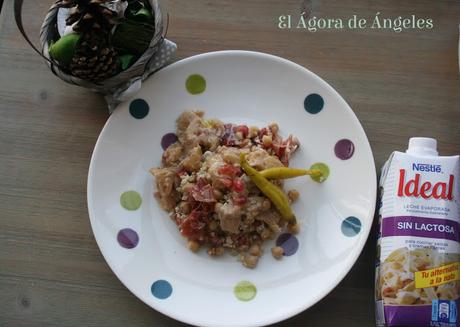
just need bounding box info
[162,142,183,167]
[149,167,179,210]
[255,210,282,233]
[246,148,283,170]
[216,202,242,234]
[245,196,271,220]
[178,117,205,150]
[180,146,202,172]
[204,153,228,190]
[176,111,224,152]
[218,146,241,164]
[176,111,203,136]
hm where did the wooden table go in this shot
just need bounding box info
[1,0,459,326]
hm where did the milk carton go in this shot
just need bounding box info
[375,138,459,327]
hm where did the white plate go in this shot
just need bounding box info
[87,51,376,327]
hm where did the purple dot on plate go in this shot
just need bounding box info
[161,133,178,150]
[334,139,355,160]
[117,228,139,249]
[276,233,299,256]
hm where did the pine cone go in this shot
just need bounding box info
[57,0,120,33]
[69,32,118,82]
[55,0,126,81]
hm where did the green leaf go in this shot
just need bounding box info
[113,20,154,56]
[131,8,154,24]
[118,54,136,70]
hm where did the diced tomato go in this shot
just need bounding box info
[235,125,249,138]
[220,177,233,188]
[382,287,395,297]
[218,164,240,177]
[258,127,268,138]
[275,143,286,158]
[232,234,248,247]
[190,181,216,203]
[180,212,206,238]
[210,234,224,247]
[221,124,236,146]
[233,194,247,205]
[276,144,288,165]
[232,178,245,193]
[196,177,208,187]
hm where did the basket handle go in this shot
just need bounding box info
[14,0,63,68]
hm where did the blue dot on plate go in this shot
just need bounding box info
[151,280,172,299]
[341,217,362,237]
[304,93,324,114]
[129,99,149,119]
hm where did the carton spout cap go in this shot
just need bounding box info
[406,137,438,156]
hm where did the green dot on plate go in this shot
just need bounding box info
[120,191,142,210]
[310,162,330,183]
[234,281,257,301]
[341,216,362,237]
[186,74,206,94]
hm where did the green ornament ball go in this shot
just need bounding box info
[48,33,81,66]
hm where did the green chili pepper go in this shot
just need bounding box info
[240,154,296,223]
[259,167,322,179]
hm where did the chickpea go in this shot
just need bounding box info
[287,189,300,203]
[287,222,300,234]
[248,126,259,138]
[230,249,239,256]
[242,254,259,268]
[208,220,219,231]
[208,247,225,256]
[262,135,272,148]
[213,189,223,200]
[271,246,284,260]
[182,182,194,193]
[238,244,249,252]
[260,228,271,240]
[187,240,200,252]
[278,219,287,228]
[235,131,244,140]
[249,244,262,257]
[179,201,191,214]
[269,123,279,135]
[262,199,271,211]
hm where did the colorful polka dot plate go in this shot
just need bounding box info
[87,51,376,326]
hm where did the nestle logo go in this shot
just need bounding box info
[412,163,441,173]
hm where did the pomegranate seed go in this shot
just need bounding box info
[232,179,245,193]
[236,125,249,138]
[233,195,247,205]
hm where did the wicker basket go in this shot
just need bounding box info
[14,0,177,111]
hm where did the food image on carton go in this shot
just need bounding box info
[375,138,459,327]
